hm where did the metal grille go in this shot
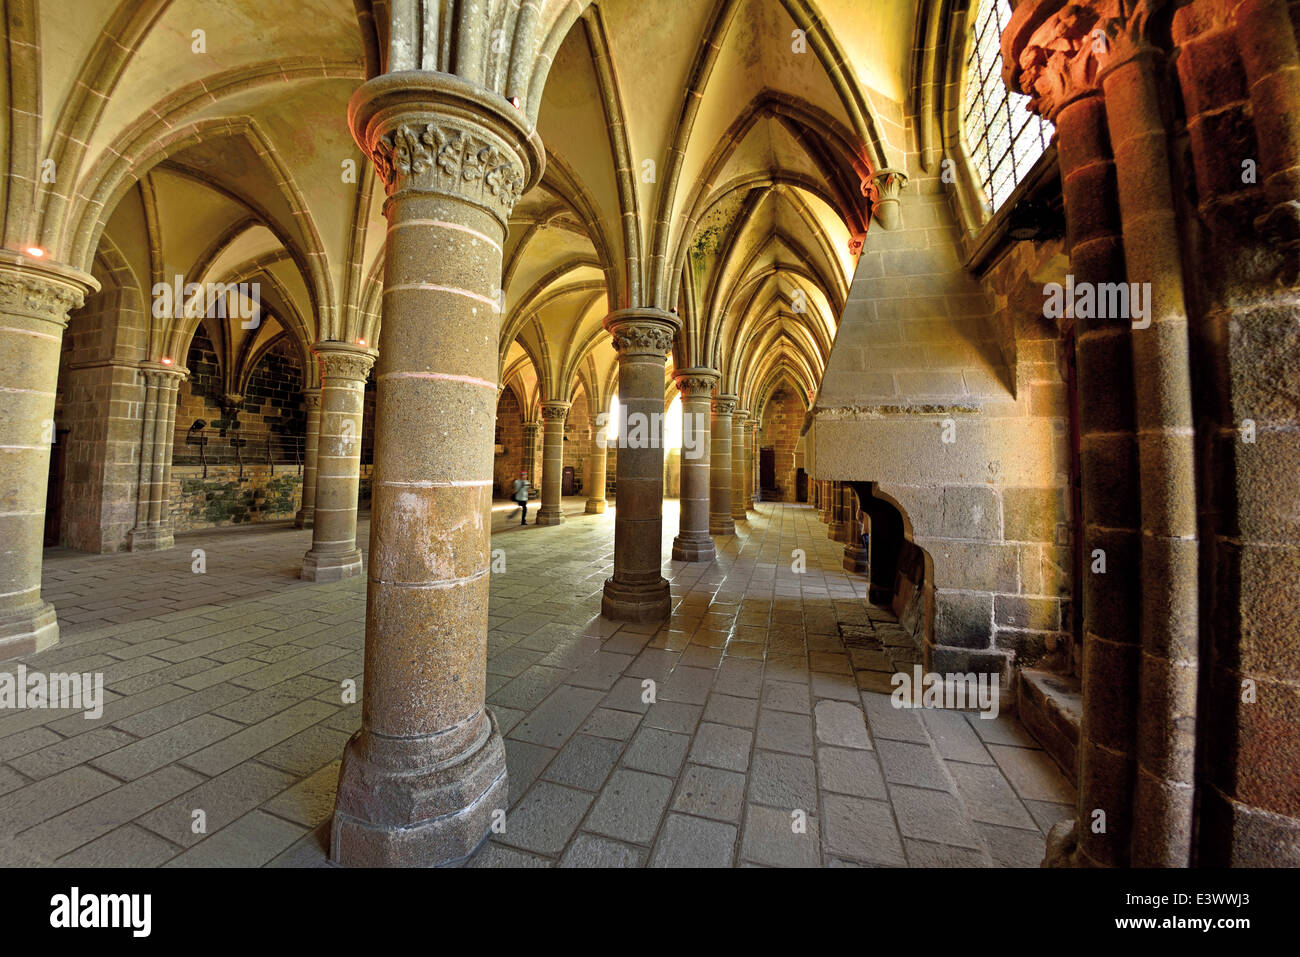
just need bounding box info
[961,0,1054,213]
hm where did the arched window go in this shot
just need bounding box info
[961,0,1054,213]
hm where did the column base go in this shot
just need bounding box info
[128,525,174,552]
[0,601,59,660]
[602,576,671,622]
[535,506,565,526]
[843,546,868,574]
[829,522,848,542]
[710,517,736,536]
[672,534,716,563]
[731,508,747,522]
[294,506,315,529]
[301,547,363,581]
[331,710,508,867]
[584,499,607,514]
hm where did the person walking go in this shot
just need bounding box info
[510,469,531,525]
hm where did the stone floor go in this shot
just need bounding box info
[0,500,1075,867]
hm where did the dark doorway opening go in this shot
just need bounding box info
[759,447,776,494]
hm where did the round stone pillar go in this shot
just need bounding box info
[744,420,756,511]
[601,308,680,621]
[731,408,749,521]
[301,343,374,582]
[536,400,569,526]
[522,420,540,485]
[332,71,543,867]
[709,394,736,536]
[671,368,718,562]
[0,253,95,659]
[585,424,608,513]
[295,388,322,528]
[129,363,185,551]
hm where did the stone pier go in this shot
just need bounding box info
[601,308,679,621]
[671,368,718,562]
[300,343,374,581]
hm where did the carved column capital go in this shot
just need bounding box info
[604,307,681,358]
[349,72,545,229]
[712,394,738,416]
[303,388,323,411]
[540,401,570,421]
[313,341,377,382]
[867,168,910,230]
[1003,0,1169,121]
[0,253,97,326]
[673,367,720,397]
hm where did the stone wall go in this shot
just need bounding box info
[53,259,148,553]
[494,386,526,497]
[808,148,1073,685]
[170,465,302,531]
[240,338,306,437]
[759,386,804,502]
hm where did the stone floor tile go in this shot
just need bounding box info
[876,739,951,791]
[816,746,887,800]
[584,769,673,845]
[689,722,754,772]
[987,743,1074,804]
[822,793,906,865]
[495,781,594,855]
[650,814,737,867]
[542,734,624,791]
[621,726,690,777]
[670,764,747,823]
[740,803,820,867]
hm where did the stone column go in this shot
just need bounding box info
[731,408,749,522]
[130,366,184,550]
[585,426,608,513]
[300,343,374,582]
[844,489,868,574]
[0,253,95,659]
[1006,4,1141,869]
[745,420,756,510]
[829,482,850,541]
[522,420,540,485]
[671,368,718,562]
[332,70,543,866]
[536,400,568,526]
[295,388,322,528]
[128,369,160,547]
[1100,31,1199,869]
[602,308,680,621]
[709,394,736,536]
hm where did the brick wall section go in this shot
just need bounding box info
[240,339,305,438]
[170,465,302,530]
[494,386,525,497]
[176,327,227,430]
[759,386,804,502]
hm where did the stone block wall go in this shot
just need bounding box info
[494,386,526,497]
[170,465,302,531]
[809,148,1073,684]
[759,385,804,501]
[240,338,306,437]
[53,261,148,553]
